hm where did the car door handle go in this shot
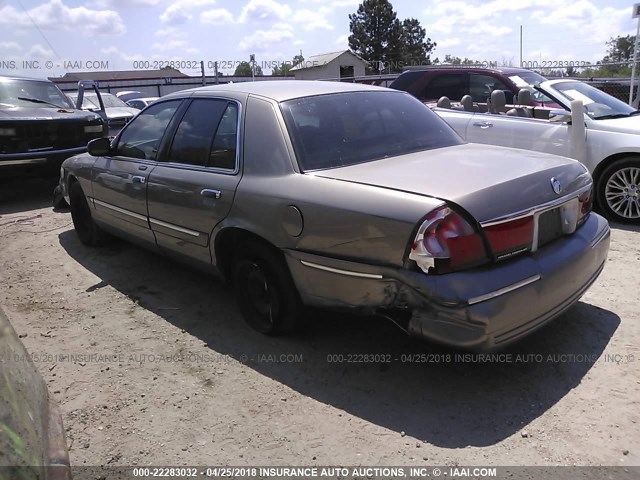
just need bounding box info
[473,121,493,128]
[131,176,146,184]
[138,165,148,171]
[200,189,222,199]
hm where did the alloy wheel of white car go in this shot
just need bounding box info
[600,160,640,223]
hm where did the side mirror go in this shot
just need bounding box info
[549,109,572,123]
[87,137,112,157]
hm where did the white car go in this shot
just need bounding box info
[434,79,640,224]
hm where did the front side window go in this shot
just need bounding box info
[470,74,509,102]
[423,73,468,101]
[115,100,181,160]
[281,91,462,171]
[166,99,237,168]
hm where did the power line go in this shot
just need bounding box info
[14,0,63,62]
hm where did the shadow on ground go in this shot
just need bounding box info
[59,229,619,449]
[0,176,58,215]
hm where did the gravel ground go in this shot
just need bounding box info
[0,178,638,477]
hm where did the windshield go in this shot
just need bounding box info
[0,78,74,109]
[551,81,637,119]
[508,72,554,104]
[281,91,462,171]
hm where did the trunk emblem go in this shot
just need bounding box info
[550,177,562,194]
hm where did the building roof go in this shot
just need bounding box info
[54,69,189,81]
[290,50,368,72]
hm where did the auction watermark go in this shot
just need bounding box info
[325,352,636,365]
[1,351,304,365]
[0,59,110,70]
[4,465,637,480]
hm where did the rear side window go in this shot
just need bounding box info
[422,73,468,101]
[281,91,462,171]
[167,99,238,169]
[470,74,509,102]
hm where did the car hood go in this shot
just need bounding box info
[104,107,138,119]
[312,144,591,222]
[0,106,101,121]
[589,114,640,134]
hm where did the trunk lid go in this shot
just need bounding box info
[312,143,590,222]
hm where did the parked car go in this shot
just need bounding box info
[67,91,138,136]
[115,90,144,102]
[390,66,555,106]
[433,78,640,224]
[57,81,609,350]
[126,97,159,110]
[0,306,71,479]
[0,75,105,176]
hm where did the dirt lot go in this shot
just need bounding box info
[0,178,639,473]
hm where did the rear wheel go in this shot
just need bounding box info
[596,158,640,224]
[231,241,303,335]
[69,181,111,246]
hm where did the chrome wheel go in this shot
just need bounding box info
[604,166,640,220]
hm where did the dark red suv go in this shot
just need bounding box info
[389,66,552,106]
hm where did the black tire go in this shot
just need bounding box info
[596,158,640,224]
[52,185,69,209]
[69,181,111,246]
[231,241,303,335]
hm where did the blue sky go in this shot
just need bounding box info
[0,0,637,77]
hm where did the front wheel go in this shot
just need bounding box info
[231,241,303,335]
[596,158,640,224]
[69,181,111,246]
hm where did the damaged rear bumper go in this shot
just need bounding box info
[284,212,610,350]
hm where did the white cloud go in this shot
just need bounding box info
[0,41,22,51]
[238,23,295,51]
[436,38,461,49]
[152,39,188,50]
[238,0,292,23]
[160,0,217,25]
[88,0,161,7]
[292,8,333,31]
[25,44,53,58]
[335,34,348,46]
[201,8,234,25]
[0,0,125,35]
[155,27,186,37]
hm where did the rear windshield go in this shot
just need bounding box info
[280,91,462,171]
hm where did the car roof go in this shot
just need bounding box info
[400,66,536,75]
[164,80,392,103]
[0,75,55,83]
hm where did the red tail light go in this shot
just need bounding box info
[577,187,593,227]
[483,216,534,260]
[409,206,488,274]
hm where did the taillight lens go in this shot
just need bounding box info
[577,187,593,227]
[409,206,488,274]
[483,216,534,260]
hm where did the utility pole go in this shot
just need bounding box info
[519,25,523,68]
[250,54,255,82]
[200,61,205,86]
[631,4,640,106]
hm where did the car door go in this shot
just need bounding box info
[90,99,183,244]
[432,108,474,139]
[146,98,241,264]
[465,111,571,158]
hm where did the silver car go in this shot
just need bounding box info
[58,81,610,350]
[433,79,640,224]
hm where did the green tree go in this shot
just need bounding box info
[272,54,304,75]
[234,61,263,76]
[400,18,436,67]
[349,0,435,73]
[349,0,400,71]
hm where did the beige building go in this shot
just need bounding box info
[290,50,367,80]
